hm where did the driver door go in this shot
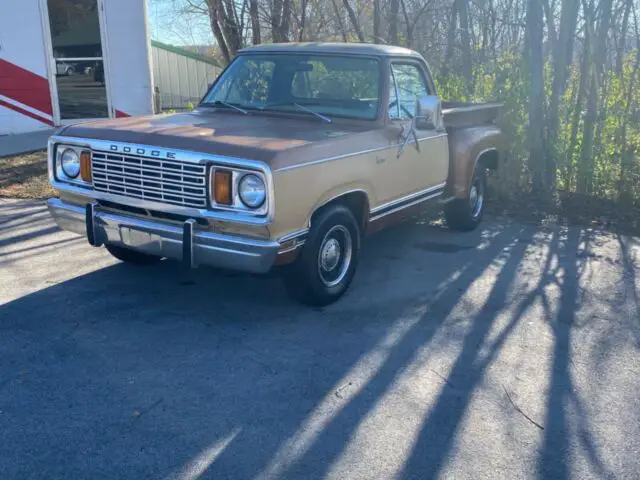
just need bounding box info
[387,62,449,200]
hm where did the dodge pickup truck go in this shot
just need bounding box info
[47,43,504,305]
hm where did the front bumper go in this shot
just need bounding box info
[47,198,279,273]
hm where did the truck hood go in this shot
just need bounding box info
[60,109,383,170]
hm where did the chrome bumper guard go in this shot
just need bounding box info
[48,198,279,273]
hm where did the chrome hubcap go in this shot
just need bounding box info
[320,238,341,272]
[469,186,478,209]
[470,180,484,218]
[317,225,353,288]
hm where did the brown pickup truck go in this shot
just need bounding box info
[47,43,504,305]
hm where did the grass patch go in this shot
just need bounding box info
[0,152,56,199]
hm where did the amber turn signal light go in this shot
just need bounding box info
[80,150,92,182]
[213,170,232,205]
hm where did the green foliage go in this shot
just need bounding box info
[436,50,640,206]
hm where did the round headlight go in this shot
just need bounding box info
[60,148,80,178]
[238,174,266,208]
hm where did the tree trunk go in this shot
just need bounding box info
[618,50,639,202]
[342,0,365,42]
[577,68,598,194]
[250,0,261,44]
[489,0,497,58]
[566,25,590,191]
[272,0,283,42]
[576,3,596,194]
[271,0,292,42]
[457,0,473,95]
[595,0,613,78]
[207,0,232,64]
[221,0,243,52]
[542,0,558,55]
[481,0,489,64]
[389,0,400,45]
[547,0,579,187]
[331,0,349,42]
[441,1,458,79]
[281,0,292,42]
[298,0,308,42]
[526,0,548,197]
[616,0,632,74]
[400,0,429,49]
[577,0,611,194]
[373,0,381,44]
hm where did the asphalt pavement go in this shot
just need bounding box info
[0,129,55,158]
[1,198,639,479]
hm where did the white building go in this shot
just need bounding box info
[0,0,154,135]
[151,41,222,111]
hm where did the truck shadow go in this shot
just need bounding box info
[1,218,637,479]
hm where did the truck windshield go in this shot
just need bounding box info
[202,54,381,120]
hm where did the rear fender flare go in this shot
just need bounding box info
[448,126,504,198]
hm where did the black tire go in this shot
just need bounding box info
[283,205,360,306]
[105,244,162,266]
[445,165,486,231]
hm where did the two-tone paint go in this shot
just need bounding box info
[47,43,505,273]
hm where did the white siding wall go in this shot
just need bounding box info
[152,44,221,110]
[102,0,154,117]
[0,0,153,134]
[0,0,54,134]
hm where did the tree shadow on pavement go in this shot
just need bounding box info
[214,225,526,479]
[1,219,633,479]
[0,225,61,248]
[394,225,540,478]
[535,228,608,479]
[0,220,523,479]
[618,234,639,348]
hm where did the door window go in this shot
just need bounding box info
[388,63,429,120]
[47,0,108,120]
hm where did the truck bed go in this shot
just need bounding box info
[441,101,502,128]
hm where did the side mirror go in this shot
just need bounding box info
[415,95,443,131]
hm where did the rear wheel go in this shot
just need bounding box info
[445,165,486,231]
[105,244,162,266]
[283,205,360,306]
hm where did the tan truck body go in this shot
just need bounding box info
[46,43,505,304]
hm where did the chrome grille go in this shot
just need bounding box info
[91,150,207,208]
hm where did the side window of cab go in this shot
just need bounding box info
[388,63,430,120]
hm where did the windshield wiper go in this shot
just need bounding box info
[203,100,248,114]
[260,101,331,124]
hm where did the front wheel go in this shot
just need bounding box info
[105,244,162,266]
[283,205,360,306]
[444,165,486,231]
